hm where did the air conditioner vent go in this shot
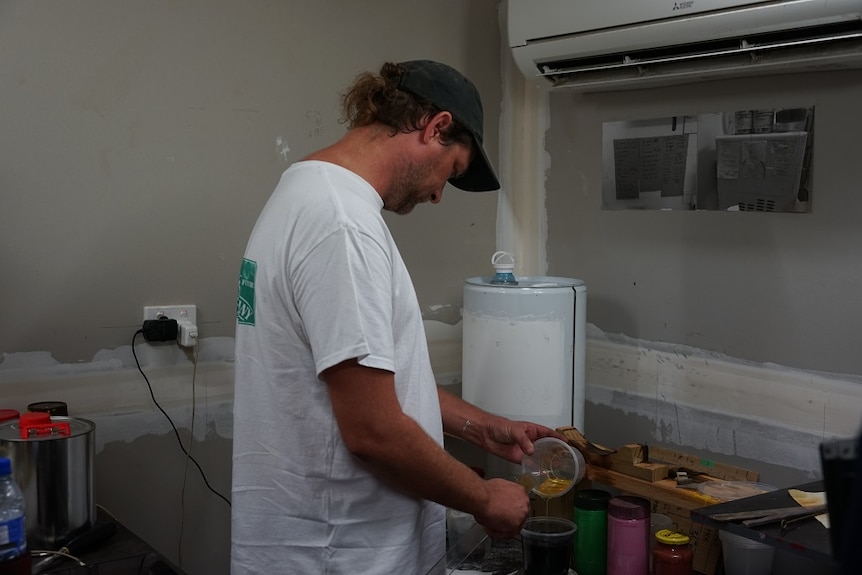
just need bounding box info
[537,20,862,90]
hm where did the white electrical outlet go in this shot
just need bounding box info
[143,305,197,325]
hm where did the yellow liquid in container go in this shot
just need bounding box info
[536,476,573,498]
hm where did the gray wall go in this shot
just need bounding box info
[0,2,502,574]
[545,71,862,376]
[0,0,500,364]
[5,1,861,572]
[544,71,862,485]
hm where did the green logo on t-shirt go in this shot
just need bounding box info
[236,258,257,326]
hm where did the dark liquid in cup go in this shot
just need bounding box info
[522,538,572,575]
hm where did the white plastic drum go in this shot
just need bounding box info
[462,276,586,432]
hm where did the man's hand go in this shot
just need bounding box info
[475,416,566,464]
[472,478,531,539]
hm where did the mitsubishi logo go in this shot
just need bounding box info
[673,1,694,10]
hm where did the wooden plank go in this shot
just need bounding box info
[585,466,721,510]
[648,446,759,481]
[606,460,669,482]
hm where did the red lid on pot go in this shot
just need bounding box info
[17,411,71,439]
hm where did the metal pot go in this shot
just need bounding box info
[0,413,96,548]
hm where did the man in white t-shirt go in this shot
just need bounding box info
[231,60,562,574]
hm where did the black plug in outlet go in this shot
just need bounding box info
[142,317,179,342]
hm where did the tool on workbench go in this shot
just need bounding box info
[708,504,828,528]
[673,470,706,488]
[779,509,828,535]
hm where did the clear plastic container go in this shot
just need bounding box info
[719,530,775,575]
[446,508,487,563]
[521,516,576,575]
[520,437,585,498]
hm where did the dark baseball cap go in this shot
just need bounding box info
[396,60,500,192]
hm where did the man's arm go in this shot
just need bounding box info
[437,386,566,464]
[322,359,530,538]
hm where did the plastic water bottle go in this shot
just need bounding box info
[0,457,30,574]
[490,251,518,285]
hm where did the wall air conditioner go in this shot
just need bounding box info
[507,0,862,91]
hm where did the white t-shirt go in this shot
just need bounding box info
[231,161,446,575]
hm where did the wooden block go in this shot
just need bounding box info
[648,446,759,482]
[557,426,617,467]
[610,443,647,465]
[607,460,669,482]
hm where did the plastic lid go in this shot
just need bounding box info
[608,495,651,520]
[491,251,515,271]
[574,489,612,511]
[490,251,517,284]
[521,437,585,498]
[0,457,10,476]
[521,516,577,541]
[27,401,68,416]
[656,529,690,545]
[20,411,51,426]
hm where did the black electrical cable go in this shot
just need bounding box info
[131,329,231,507]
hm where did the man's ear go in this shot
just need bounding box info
[423,111,454,143]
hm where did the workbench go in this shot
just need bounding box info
[37,509,185,575]
[690,480,838,567]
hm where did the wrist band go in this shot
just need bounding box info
[462,419,472,434]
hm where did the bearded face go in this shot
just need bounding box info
[383,141,472,215]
